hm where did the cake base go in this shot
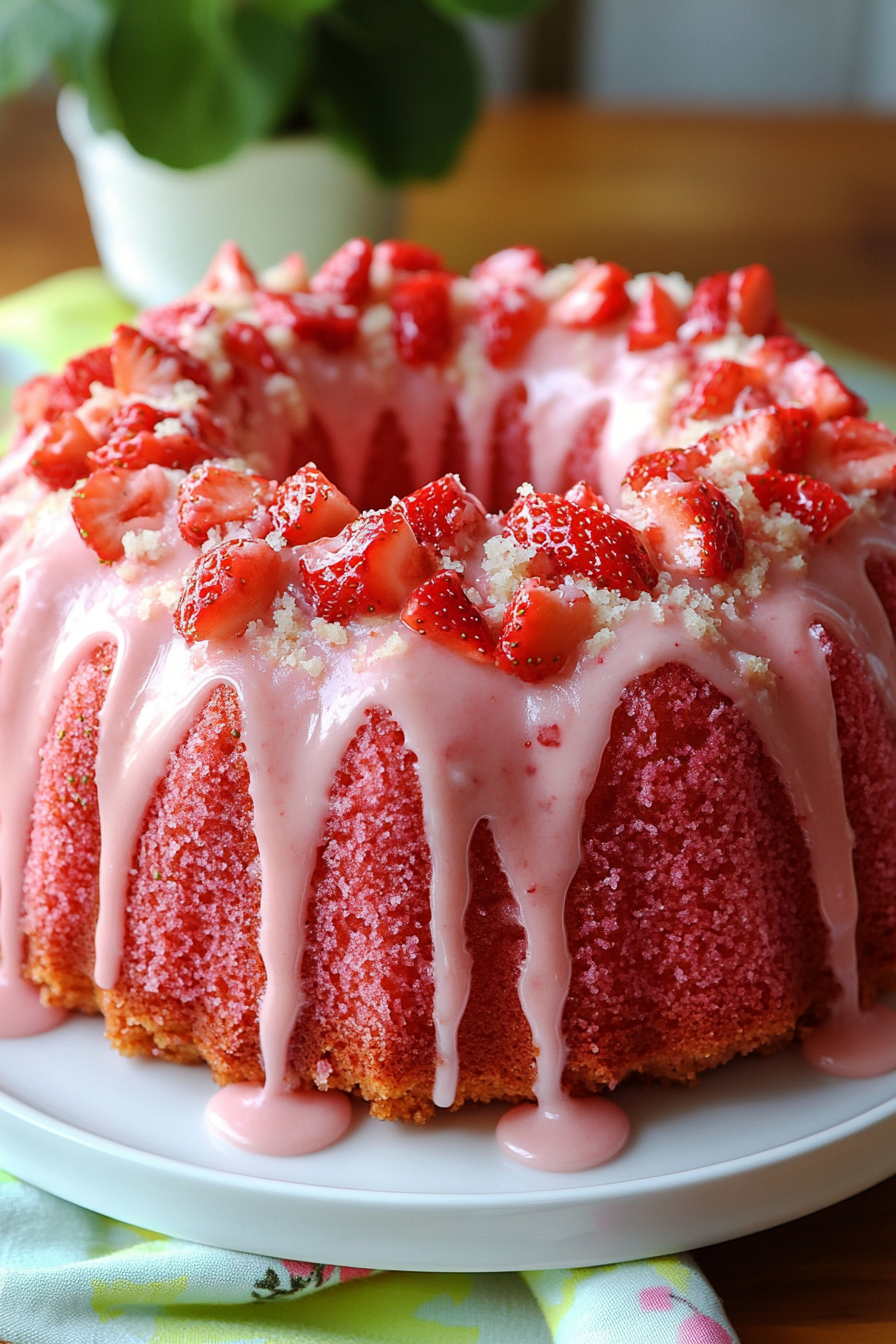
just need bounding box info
[2,1011,896,1270]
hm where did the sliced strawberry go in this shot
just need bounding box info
[747,470,852,540]
[622,444,710,493]
[675,359,764,421]
[471,246,547,283]
[374,240,444,275]
[298,508,432,622]
[28,413,97,489]
[14,346,114,429]
[198,241,257,295]
[729,264,779,337]
[550,262,631,328]
[640,479,744,579]
[71,465,169,562]
[627,278,682,351]
[174,538,281,644]
[178,464,277,545]
[750,334,810,378]
[270,465,358,545]
[564,480,606,510]
[392,272,453,366]
[87,402,210,473]
[808,417,896,494]
[400,570,494,663]
[681,272,729,342]
[477,285,546,368]
[769,354,866,422]
[222,320,284,375]
[504,491,657,598]
[111,325,213,396]
[255,291,359,353]
[140,300,216,347]
[260,252,308,294]
[310,237,373,307]
[400,474,485,552]
[707,404,816,472]
[495,578,593,683]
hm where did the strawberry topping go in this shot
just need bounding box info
[175,538,282,643]
[310,237,373,307]
[495,578,593,683]
[374,240,444,275]
[681,272,729,342]
[640,479,745,579]
[564,480,607,510]
[808,417,896,494]
[177,464,277,545]
[392,272,453,366]
[71,465,169,562]
[28,414,97,489]
[477,285,546,367]
[400,474,485,552]
[622,444,710,493]
[729,264,779,337]
[471,246,548,284]
[254,291,359,353]
[110,325,212,396]
[705,404,817,472]
[222,320,284,375]
[14,346,114,429]
[747,470,852,540]
[400,570,494,663]
[88,402,209,474]
[676,359,765,421]
[504,491,657,598]
[627,278,682,351]
[198,242,257,295]
[298,508,431,622]
[270,465,359,545]
[550,262,631,329]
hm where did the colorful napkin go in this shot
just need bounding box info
[0,1170,737,1343]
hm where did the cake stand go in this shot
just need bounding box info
[0,1013,895,1270]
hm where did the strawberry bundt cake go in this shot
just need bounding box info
[2,239,896,1170]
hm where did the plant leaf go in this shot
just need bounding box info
[106,0,309,169]
[0,0,111,99]
[255,0,339,22]
[310,0,480,183]
[427,0,547,17]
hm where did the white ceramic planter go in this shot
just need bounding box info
[58,87,401,308]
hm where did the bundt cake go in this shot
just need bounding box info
[2,238,896,1171]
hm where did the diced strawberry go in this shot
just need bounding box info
[392,272,453,366]
[254,291,359,353]
[259,252,308,294]
[808,417,896,494]
[750,333,810,378]
[640,478,744,579]
[495,578,593,683]
[706,404,816,472]
[14,346,115,429]
[477,285,546,367]
[270,465,358,545]
[28,413,97,489]
[140,300,216,347]
[174,538,282,643]
[627,278,682,351]
[198,241,257,295]
[222,320,285,377]
[88,402,210,473]
[747,470,852,540]
[310,237,373,307]
[400,570,494,663]
[550,262,631,328]
[675,359,764,421]
[178,464,277,545]
[504,491,657,598]
[400,474,485,551]
[374,240,444,275]
[729,264,779,337]
[298,507,432,622]
[471,246,548,283]
[681,272,729,342]
[622,444,710,493]
[71,465,169,562]
[564,480,606,510]
[769,354,866,422]
[111,325,213,396]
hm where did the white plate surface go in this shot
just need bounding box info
[0,1013,895,1269]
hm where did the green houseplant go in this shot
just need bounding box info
[1,0,546,303]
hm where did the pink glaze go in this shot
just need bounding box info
[496,1094,630,1171]
[206,1081,352,1156]
[3,288,896,1169]
[0,976,66,1038]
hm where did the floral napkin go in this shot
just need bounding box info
[0,1169,737,1344]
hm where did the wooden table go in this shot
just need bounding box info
[2,93,896,1342]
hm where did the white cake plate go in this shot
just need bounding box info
[0,1014,895,1270]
